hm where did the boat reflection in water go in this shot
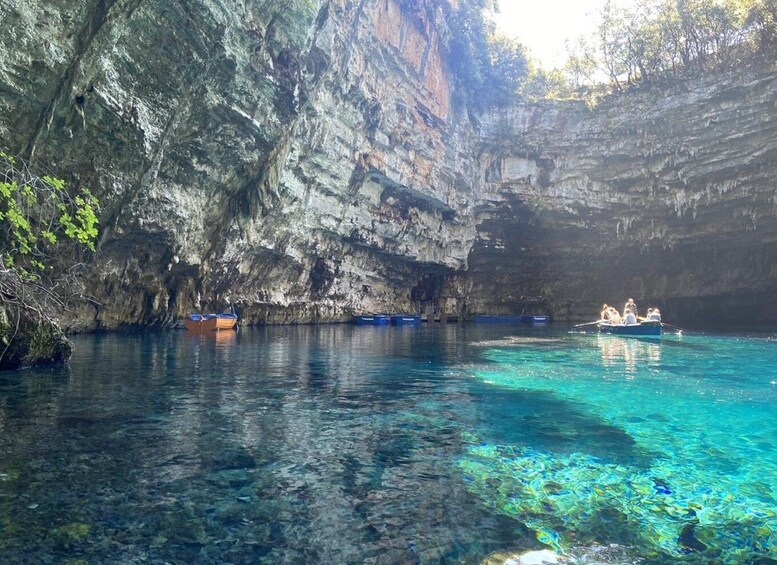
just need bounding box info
[597,334,662,375]
[185,328,237,343]
[184,326,238,357]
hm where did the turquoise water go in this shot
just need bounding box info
[462,331,777,563]
[0,326,775,563]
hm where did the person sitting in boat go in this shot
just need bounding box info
[608,307,622,324]
[624,298,638,318]
[647,308,661,321]
[623,308,638,325]
[601,304,611,321]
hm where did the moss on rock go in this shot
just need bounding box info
[0,305,72,371]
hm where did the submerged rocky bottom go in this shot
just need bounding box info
[0,326,775,563]
[467,333,777,563]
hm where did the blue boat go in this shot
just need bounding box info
[352,314,390,326]
[522,315,548,325]
[474,315,523,324]
[598,321,661,337]
[390,314,421,326]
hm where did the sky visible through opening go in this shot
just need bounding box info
[495,0,612,68]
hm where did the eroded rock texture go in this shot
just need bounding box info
[1,0,775,328]
[1,0,476,328]
[0,305,72,370]
[462,70,777,326]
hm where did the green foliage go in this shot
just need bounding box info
[565,0,777,93]
[439,0,529,108]
[401,0,774,102]
[485,34,530,106]
[299,0,317,18]
[744,0,777,50]
[0,150,100,279]
[522,67,572,100]
[564,37,599,89]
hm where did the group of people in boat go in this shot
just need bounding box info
[600,298,661,325]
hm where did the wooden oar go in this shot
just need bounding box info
[572,320,603,329]
[661,322,684,333]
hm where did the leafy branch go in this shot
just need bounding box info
[0,149,101,366]
[0,150,99,279]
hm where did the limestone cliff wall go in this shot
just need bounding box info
[1,0,775,328]
[0,0,476,328]
[463,68,777,326]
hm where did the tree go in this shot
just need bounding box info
[484,34,530,106]
[522,67,571,100]
[0,150,100,367]
[562,0,771,95]
[743,0,777,52]
[598,0,630,90]
[565,37,599,89]
[442,0,529,108]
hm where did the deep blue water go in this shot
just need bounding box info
[0,325,775,564]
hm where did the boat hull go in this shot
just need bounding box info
[184,314,238,331]
[598,321,661,337]
[390,315,421,325]
[352,315,390,326]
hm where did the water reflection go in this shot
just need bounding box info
[183,328,238,348]
[597,335,662,375]
[0,325,533,564]
[0,366,71,431]
[5,327,773,563]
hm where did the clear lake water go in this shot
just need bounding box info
[0,325,776,564]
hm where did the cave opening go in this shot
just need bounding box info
[410,273,463,323]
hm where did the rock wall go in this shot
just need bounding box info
[0,305,73,370]
[462,68,777,326]
[1,0,476,329]
[1,0,775,329]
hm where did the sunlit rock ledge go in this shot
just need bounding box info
[1,0,775,330]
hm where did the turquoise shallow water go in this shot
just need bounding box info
[0,326,775,563]
[462,331,777,563]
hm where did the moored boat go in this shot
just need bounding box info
[598,320,661,337]
[522,315,548,325]
[390,314,421,325]
[352,314,390,326]
[184,312,238,332]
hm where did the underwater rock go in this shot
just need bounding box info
[459,442,777,563]
[155,507,207,544]
[484,549,558,565]
[50,522,91,549]
[209,448,257,471]
[678,522,708,553]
